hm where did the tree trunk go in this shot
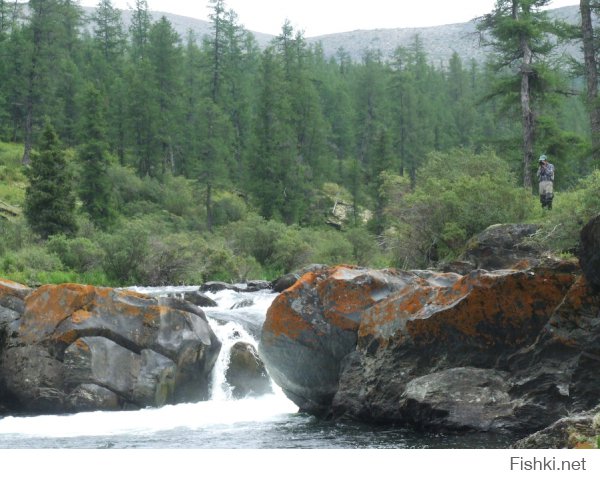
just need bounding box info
[206,181,213,233]
[521,46,534,189]
[581,0,600,166]
[516,1,534,189]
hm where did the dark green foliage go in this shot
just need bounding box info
[0,1,598,286]
[24,120,77,239]
[78,84,116,228]
[385,149,534,267]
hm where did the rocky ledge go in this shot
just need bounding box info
[0,282,221,414]
[260,218,600,441]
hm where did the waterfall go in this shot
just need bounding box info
[0,285,298,447]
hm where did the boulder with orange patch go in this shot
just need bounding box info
[0,283,220,413]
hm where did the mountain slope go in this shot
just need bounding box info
[83,5,581,65]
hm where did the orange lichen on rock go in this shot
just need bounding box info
[19,284,97,341]
[0,278,31,300]
[73,338,90,352]
[263,293,312,341]
[360,268,577,351]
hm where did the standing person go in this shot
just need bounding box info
[536,154,555,209]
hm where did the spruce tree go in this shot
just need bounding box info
[24,119,77,238]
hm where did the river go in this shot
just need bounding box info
[0,286,515,449]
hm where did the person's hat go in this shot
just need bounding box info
[539,154,547,163]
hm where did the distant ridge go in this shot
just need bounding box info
[82,5,581,65]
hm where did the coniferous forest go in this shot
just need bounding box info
[1,0,600,286]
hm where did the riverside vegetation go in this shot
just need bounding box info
[1,0,600,287]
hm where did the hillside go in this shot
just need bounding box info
[82,4,581,65]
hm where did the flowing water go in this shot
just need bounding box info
[0,286,515,449]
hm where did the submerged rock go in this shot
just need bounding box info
[399,367,517,432]
[182,290,218,308]
[0,282,221,414]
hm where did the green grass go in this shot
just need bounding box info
[0,141,27,209]
[1,269,115,287]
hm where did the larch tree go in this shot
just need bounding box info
[580,0,600,166]
[478,0,567,188]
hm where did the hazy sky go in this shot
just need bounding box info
[78,0,579,37]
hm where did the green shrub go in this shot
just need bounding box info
[301,228,352,266]
[345,227,381,266]
[385,149,534,268]
[212,192,248,226]
[0,245,66,285]
[0,218,36,255]
[47,234,105,273]
[99,221,150,284]
[141,234,204,286]
[532,169,600,253]
[160,174,198,218]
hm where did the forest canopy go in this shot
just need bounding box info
[0,0,598,286]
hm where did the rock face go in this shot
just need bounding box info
[260,267,423,414]
[0,282,221,414]
[512,407,600,449]
[579,213,600,291]
[261,259,590,433]
[225,341,272,398]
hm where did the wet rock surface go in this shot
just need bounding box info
[260,257,597,434]
[225,341,272,398]
[0,282,221,414]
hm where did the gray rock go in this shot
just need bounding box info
[272,265,329,293]
[245,280,272,292]
[579,213,600,292]
[512,408,600,449]
[225,342,272,398]
[460,223,542,270]
[182,291,218,308]
[200,281,239,293]
[0,283,221,414]
[66,384,122,411]
[230,298,254,309]
[399,368,518,431]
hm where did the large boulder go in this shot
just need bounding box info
[260,266,425,414]
[182,291,218,308]
[262,260,582,432]
[0,279,31,333]
[332,262,577,429]
[0,283,221,414]
[460,223,542,271]
[225,341,272,398]
[579,213,600,291]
